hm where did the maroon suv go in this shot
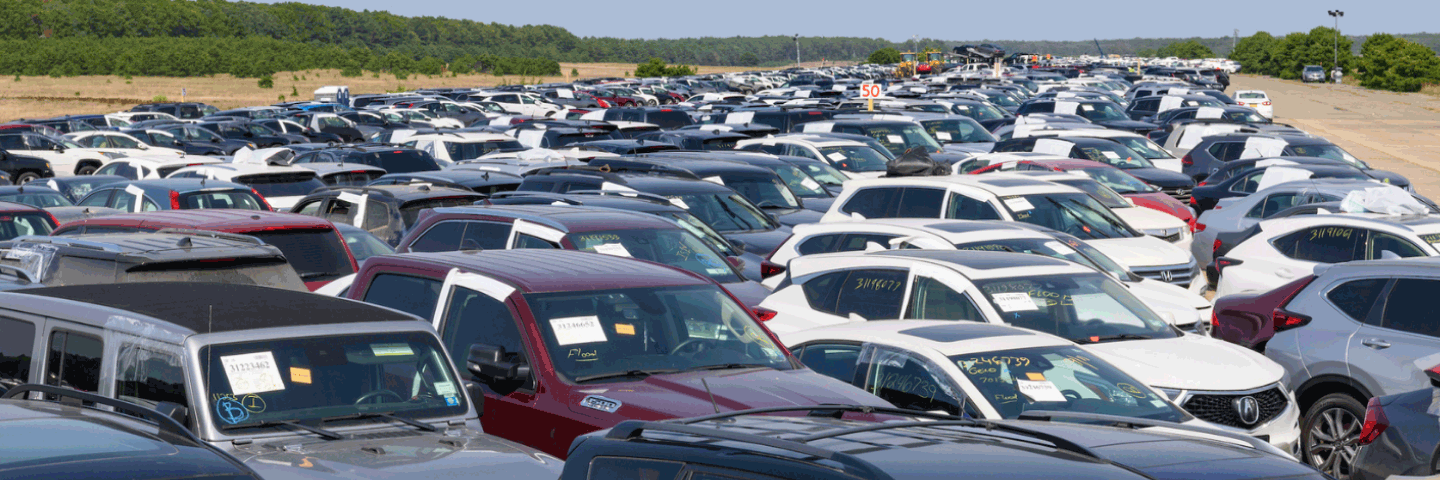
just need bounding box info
[51,209,357,291]
[345,249,890,458]
[394,205,770,307]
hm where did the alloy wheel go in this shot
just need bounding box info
[1307,406,1360,479]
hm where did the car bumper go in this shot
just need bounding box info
[1353,428,1431,480]
[1169,384,1302,458]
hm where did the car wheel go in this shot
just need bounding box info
[76,164,99,176]
[15,171,41,184]
[1303,393,1365,479]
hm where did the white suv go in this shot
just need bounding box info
[165,148,326,210]
[402,132,527,165]
[1215,213,1440,297]
[764,218,1211,331]
[821,175,1201,293]
[735,135,891,179]
[759,249,1300,452]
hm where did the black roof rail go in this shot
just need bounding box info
[487,191,584,205]
[524,165,626,183]
[605,420,894,480]
[152,228,265,246]
[586,158,701,180]
[566,189,675,205]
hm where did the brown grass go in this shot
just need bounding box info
[1421,83,1440,98]
[0,62,769,122]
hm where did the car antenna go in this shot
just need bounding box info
[700,377,721,414]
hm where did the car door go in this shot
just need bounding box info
[429,270,547,450]
[790,341,864,386]
[856,344,968,415]
[1251,226,1365,286]
[1350,277,1440,396]
[0,314,43,392]
[903,270,988,322]
[42,322,107,396]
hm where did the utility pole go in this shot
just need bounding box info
[1233,29,1238,51]
[1328,10,1344,69]
[794,34,800,68]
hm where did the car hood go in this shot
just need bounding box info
[1114,205,1186,231]
[722,280,771,309]
[769,207,824,226]
[1125,279,1209,327]
[800,196,835,213]
[1089,236,1193,269]
[1096,119,1158,131]
[1127,192,1194,223]
[724,228,792,256]
[1363,168,1410,188]
[1084,334,1285,391]
[942,142,994,154]
[1122,168,1194,188]
[235,428,563,480]
[1147,157,1183,173]
[565,368,889,422]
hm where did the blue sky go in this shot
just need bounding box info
[258,1,1435,41]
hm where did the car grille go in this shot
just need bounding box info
[1131,261,1197,287]
[1161,187,1192,202]
[1157,231,1183,243]
[1182,387,1288,429]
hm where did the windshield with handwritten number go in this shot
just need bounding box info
[953,345,1185,421]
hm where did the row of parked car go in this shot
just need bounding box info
[0,62,1430,480]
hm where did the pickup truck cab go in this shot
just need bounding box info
[344,249,891,458]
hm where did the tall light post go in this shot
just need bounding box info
[1327,10,1344,70]
[793,34,800,68]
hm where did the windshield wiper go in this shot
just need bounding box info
[298,272,332,279]
[319,411,438,432]
[683,363,771,372]
[219,419,343,440]
[574,369,679,383]
[1072,333,1153,345]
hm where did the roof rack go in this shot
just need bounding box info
[12,235,125,252]
[566,189,675,205]
[3,384,199,442]
[487,191,584,205]
[152,228,265,246]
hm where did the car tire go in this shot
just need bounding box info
[76,163,99,176]
[15,171,41,184]
[1302,393,1366,479]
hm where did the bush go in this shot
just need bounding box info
[1358,34,1440,92]
[570,67,579,76]
[1156,40,1214,59]
[151,95,168,102]
[866,48,902,64]
[634,58,696,77]
[290,85,298,96]
[257,75,274,88]
[340,65,362,77]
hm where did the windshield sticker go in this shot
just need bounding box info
[991,292,1039,312]
[958,244,1010,252]
[215,397,251,424]
[220,352,285,395]
[614,323,636,336]
[1081,104,1095,111]
[1017,379,1067,402]
[1003,197,1035,212]
[434,381,458,396]
[1116,382,1148,399]
[1308,227,1353,240]
[800,177,821,190]
[668,197,690,209]
[1026,372,1046,381]
[551,316,609,346]
[702,176,726,185]
[578,233,621,243]
[1102,151,1121,160]
[289,367,312,384]
[591,242,633,258]
[445,396,460,406]
[371,343,415,357]
[1043,241,1076,255]
[1421,234,1440,244]
[885,135,904,144]
[935,132,952,141]
[827,152,847,161]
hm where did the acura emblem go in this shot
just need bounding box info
[1160,270,1174,282]
[1234,396,1261,425]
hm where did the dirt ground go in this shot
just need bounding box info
[1230,74,1440,199]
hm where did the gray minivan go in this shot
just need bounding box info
[0,282,563,479]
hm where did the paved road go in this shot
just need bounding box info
[1230,74,1440,199]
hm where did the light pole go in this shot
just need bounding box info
[793,34,800,68]
[1327,10,1344,71]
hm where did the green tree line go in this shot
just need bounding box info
[1229,27,1440,92]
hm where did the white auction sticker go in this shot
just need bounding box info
[991,292,1039,312]
[1003,197,1035,212]
[669,197,690,209]
[1102,151,1120,159]
[220,351,286,395]
[1044,241,1076,255]
[826,152,847,161]
[591,243,633,258]
[886,135,904,144]
[550,316,609,346]
[800,177,821,190]
[1017,379,1067,402]
[371,343,414,356]
[936,132,952,141]
[434,381,458,396]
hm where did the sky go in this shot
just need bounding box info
[256,0,1436,42]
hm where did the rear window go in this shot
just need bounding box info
[239,172,327,199]
[0,192,72,208]
[0,212,55,240]
[701,138,738,150]
[323,171,384,187]
[400,197,481,226]
[341,151,440,174]
[179,190,268,210]
[643,111,693,130]
[250,229,355,282]
[445,141,526,161]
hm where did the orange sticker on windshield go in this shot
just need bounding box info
[615,324,636,335]
[290,367,312,384]
[1026,372,1045,381]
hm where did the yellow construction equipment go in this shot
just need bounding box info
[895,51,918,78]
[917,49,943,75]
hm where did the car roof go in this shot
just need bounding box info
[114,178,250,192]
[57,210,335,233]
[843,175,1077,196]
[114,156,224,168]
[9,282,418,336]
[382,249,711,293]
[0,200,43,213]
[303,184,484,202]
[425,204,676,233]
[789,320,1070,357]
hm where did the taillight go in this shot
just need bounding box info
[169,190,180,210]
[1188,196,1198,206]
[1356,397,1389,446]
[1193,222,1206,233]
[250,188,274,211]
[752,307,778,322]
[760,260,786,279]
[1212,239,1222,253]
[1197,181,1207,186]
[1181,154,1193,166]
[1262,101,1272,106]
[1270,276,1317,332]
[1214,256,1242,273]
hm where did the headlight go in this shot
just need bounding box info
[248,143,257,148]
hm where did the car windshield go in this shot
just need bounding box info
[723,175,800,209]
[0,212,54,240]
[657,211,740,257]
[1075,103,1130,122]
[340,151,441,174]
[1224,110,1269,124]
[984,93,1020,107]
[238,173,327,199]
[1005,192,1137,239]
[954,237,1113,271]
[446,141,525,161]
[250,229,355,282]
[771,165,828,197]
[200,332,467,431]
[399,197,479,226]
[339,224,395,262]
[670,193,776,232]
[245,124,273,136]
[954,103,1007,121]
[0,192,73,208]
[1104,136,1172,160]
[527,285,792,383]
[179,191,268,210]
[921,119,997,144]
[566,228,741,284]
[973,272,1176,343]
[1051,179,1131,209]
[790,160,849,187]
[953,345,1185,421]
[1288,144,1368,169]
[1075,143,1153,169]
[1074,167,1157,194]
[864,124,944,155]
[818,145,888,172]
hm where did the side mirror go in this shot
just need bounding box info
[467,343,530,391]
[153,401,189,426]
[52,145,64,152]
[137,144,148,150]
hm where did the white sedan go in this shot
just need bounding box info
[1234,90,1273,119]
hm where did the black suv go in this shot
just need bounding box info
[562,406,1321,480]
[599,107,695,130]
[0,385,260,479]
[636,130,750,150]
[713,107,833,133]
[195,121,296,147]
[289,185,485,246]
[0,148,54,184]
[129,102,219,120]
[291,144,442,174]
[1015,99,1157,133]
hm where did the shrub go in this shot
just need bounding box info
[258,75,274,88]
[866,48,902,64]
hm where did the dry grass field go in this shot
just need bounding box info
[0,62,781,120]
